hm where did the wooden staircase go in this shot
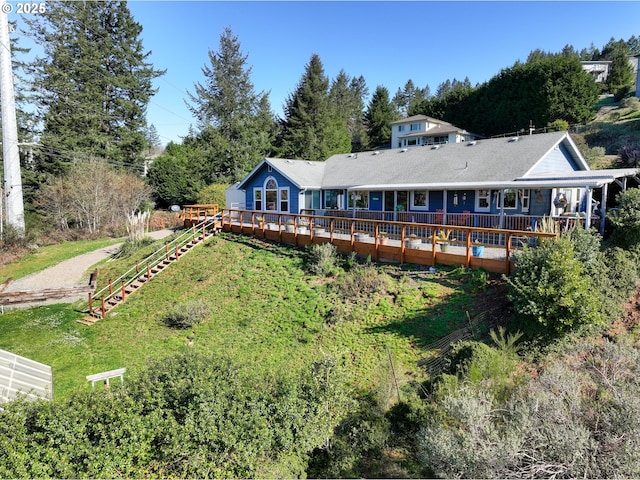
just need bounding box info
[78,218,219,325]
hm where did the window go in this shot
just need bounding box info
[520,189,530,212]
[254,188,262,211]
[407,138,417,146]
[411,190,428,210]
[476,189,490,212]
[398,125,405,132]
[265,177,277,211]
[410,123,421,131]
[324,190,339,209]
[348,191,369,209]
[280,188,289,212]
[305,190,321,209]
[503,189,517,209]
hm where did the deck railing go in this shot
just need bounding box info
[219,208,559,274]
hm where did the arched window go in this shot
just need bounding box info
[265,177,278,211]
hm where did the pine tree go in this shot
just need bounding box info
[329,70,368,152]
[364,86,398,149]
[279,54,351,161]
[187,27,275,181]
[28,1,164,175]
[607,48,634,101]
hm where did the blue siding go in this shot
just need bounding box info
[429,191,444,211]
[243,164,301,213]
[528,143,581,176]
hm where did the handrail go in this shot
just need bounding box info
[220,208,559,274]
[82,218,216,313]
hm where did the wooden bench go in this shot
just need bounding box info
[86,367,126,389]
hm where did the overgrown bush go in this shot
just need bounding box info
[508,236,604,336]
[163,300,210,329]
[417,338,640,478]
[0,352,355,478]
[307,242,339,276]
[609,187,640,249]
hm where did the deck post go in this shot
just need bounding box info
[109,279,113,297]
[506,232,512,275]
[329,218,334,242]
[400,225,406,264]
[88,292,93,315]
[465,230,471,267]
[374,224,380,261]
[175,244,179,261]
[431,229,437,266]
[100,295,105,318]
[121,281,126,301]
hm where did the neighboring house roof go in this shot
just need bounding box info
[238,157,326,190]
[322,131,587,189]
[398,123,469,139]
[390,114,453,126]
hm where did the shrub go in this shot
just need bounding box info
[507,236,603,335]
[163,300,210,329]
[307,242,339,276]
[609,187,640,249]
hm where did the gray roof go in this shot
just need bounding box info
[399,123,468,138]
[390,114,453,126]
[322,131,581,189]
[238,157,326,190]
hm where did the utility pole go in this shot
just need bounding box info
[1,0,25,236]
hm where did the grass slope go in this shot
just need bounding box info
[0,233,491,400]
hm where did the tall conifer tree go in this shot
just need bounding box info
[187,27,275,182]
[279,54,351,161]
[28,0,164,175]
[364,86,398,149]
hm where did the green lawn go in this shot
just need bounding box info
[0,233,490,399]
[0,237,122,282]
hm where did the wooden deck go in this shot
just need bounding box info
[214,208,558,275]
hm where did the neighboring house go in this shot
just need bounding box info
[231,131,639,232]
[581,60,612,83]
[390,115,476,149]
[581,56,639,89]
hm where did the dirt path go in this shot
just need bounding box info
[3,229,175,305]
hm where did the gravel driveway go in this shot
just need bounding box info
[3,229,176,306]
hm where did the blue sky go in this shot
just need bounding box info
[10,1,640,146]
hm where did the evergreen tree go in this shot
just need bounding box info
[393,79,430,116]
[28,0,164,175]
[364,86,398,149]
[279,54,350,161]
[329,70,368,152]
[186,27,276,182]
[607,48,634,101]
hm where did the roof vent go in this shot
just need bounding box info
[400,148,408,153]
[431,145,440,150]
[307,161,313,165]
[347,153,354,158]
[509,137,519,142]
[467,141,477,146]
[372,151,380,155]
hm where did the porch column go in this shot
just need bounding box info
[599,183,608,235]
[584,186,593,231]
[442,191,448,225]
[498,189,505,229]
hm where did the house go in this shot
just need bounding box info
[231,131,639,233]
[390,114,476,149]
[580,56,639,91]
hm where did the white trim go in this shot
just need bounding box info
[475,189,491,212]
[410,190,429,210]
